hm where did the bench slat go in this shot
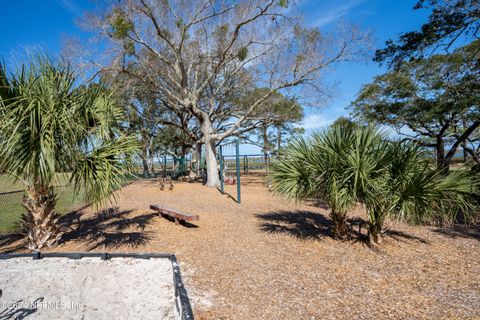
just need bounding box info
[150,204,200,222]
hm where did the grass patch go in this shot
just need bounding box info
[0,173,72,193]
[0,182,85,234]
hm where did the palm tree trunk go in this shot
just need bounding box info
[367,209,384,244]
[21,186,61,251]
[330,211,348,239]
[367,223,382,244]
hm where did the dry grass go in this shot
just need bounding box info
[2,173,479,319]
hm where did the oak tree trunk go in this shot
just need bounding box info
[262,125,269,157]
[149,147,155,176]
[436,136,449,172]
[276,125,282,158]
[262,126,269,173]
[193,143,203,175]
[199,118,221,187]
[205,137,220,187]
[141,143,150,177]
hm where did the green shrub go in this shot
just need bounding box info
[270,124,478,243]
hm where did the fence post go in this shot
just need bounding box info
[163,155,166,178]
[235,139,241,204]
[264,153,268,174]
[219,145,224,194]
[243,155,246,174]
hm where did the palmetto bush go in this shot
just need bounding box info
[377,140,477,235]
[0,57,138,250]
[270,124,361,239]
[270,124,477,243]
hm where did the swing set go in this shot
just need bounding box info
[218,139,242,204]
[152,139,243,203]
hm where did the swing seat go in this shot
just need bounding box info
[224,177,236,185]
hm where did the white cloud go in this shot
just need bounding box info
[298,114,335,130]
[58,0,83,16]
[310,0,364,27]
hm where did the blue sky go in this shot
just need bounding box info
[0,0,429,154]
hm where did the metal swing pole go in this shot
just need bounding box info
[235,139,241,204]
[219,145,224,194]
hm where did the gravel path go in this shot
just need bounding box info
[2,174,479,319]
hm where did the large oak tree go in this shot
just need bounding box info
[78,0,369,186]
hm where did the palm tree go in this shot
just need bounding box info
[306,124,359,239]
[271,123,477,243]
[340,126,391,242]
[0,57,138,251]
[270,125,359,239]
[381,140,477,230]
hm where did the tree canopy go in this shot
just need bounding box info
[73,0,370,186]
[237,88,303,156]
[375,0,480,67]
[351,40,480,170]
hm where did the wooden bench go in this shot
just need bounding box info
[150,204,199,226]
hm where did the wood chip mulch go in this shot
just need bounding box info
[2,173,479,320]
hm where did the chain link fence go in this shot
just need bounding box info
[0,185,86,235]
[221,154,271,175]
[131,153,273,179]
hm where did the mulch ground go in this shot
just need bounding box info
[1,173,479,320]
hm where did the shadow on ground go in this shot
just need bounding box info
[256,210,428,245]
[0,234,25,253]
[384,229,428,244]
[432,225,480,241]
[59,207,156,250]
[255,210,333,240]
[216,188,239,203]
[239,172,268,186]
[0,298,43,320]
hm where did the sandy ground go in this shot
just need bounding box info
[0,257,178,320]
[1,173,479,319]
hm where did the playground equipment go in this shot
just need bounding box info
[158,177,174,190]
[218,139,241,203]
[154,155,192,180]
[223,176,236,185]
[139,141,273,204]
